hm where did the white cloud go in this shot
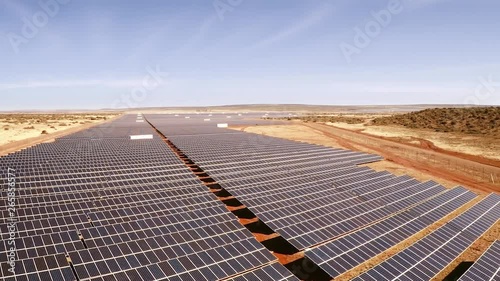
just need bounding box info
[247,3,335,50]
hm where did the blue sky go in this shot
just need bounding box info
[1,0,499,110]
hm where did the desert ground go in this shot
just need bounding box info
[237,122,500,193]
[328,122,500,161]
[0,113,119,156]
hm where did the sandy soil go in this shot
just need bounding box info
[364,161,461,188]
[0,114,119,156]
[328,122,500,161]
[237,125,345,149]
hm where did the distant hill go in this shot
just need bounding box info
[121,104,484,114]
[371,107,500,136]
[3,104,489,114]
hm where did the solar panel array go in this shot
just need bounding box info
[2,113,498,280]
[145,114,500,280]
[147,115,464,249]
[305,186,478,278]
[458,240,500,281]
[353,193,500,281]
[225,262,298,281]
[0,115,296,281]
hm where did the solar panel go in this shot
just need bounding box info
[306,186,477,278]
[0,115,290,280]
[0,253,76,281]
[145,115,456,252]
[458,240,500,281]
[224,263,299,281]
[352,193,500,281]
[3,113,495,280]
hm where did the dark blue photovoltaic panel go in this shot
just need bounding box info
[147,115,456,252]
[225,263,299,281]
[458,240,500,281]
[0,115,289,281]
[306,186,477,278]
[353,193,500,281]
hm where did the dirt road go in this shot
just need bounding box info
[304,123,500,194]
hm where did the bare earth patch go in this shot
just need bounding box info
[238,124,345,149]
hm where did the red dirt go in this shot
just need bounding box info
[273,251,304,265]
[305,123,500,194]
[252,232,280,242]
[224,205,246,212]
[380,134,500,168]
[240,218,259,225]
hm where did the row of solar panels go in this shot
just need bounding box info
[145,114,500,280]
[1,115,298,280]
[2,113,498,280]
[458,240,499,281]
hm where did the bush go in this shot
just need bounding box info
[23,126,35,129]
[41,130,48,135]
